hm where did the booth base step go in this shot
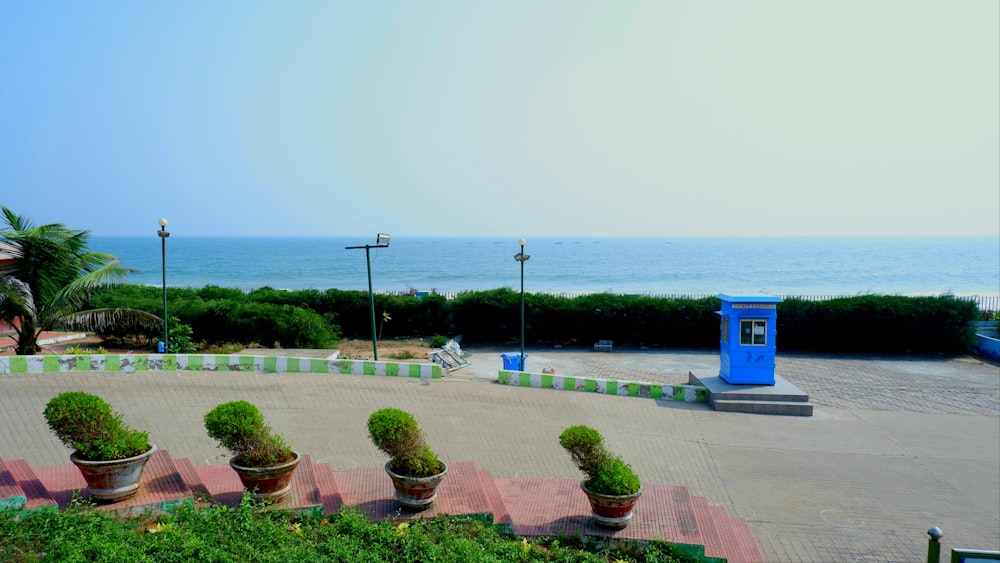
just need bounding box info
[712,399,814,416]
[690,370,814,417]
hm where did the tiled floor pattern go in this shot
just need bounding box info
[1,451,764,563]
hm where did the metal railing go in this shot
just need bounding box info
[423,291,999,312]
[236,287,1000,313]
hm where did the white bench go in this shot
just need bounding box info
[593,340,613,352]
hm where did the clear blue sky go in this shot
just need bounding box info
[2,1,998,238]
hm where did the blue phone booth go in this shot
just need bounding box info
[717,294,782,385]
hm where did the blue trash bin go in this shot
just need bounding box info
[501,352,527,371]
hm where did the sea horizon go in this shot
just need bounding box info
[92,235,1000,299]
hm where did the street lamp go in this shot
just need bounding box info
[346,233,391,360]
[514,238,530,371]
[157,218,170,353]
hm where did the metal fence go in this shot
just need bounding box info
[419,291,999,312]
[240,288,999,312]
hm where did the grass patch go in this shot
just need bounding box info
[0,496,701,562]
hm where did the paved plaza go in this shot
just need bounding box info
[1,346,997,562]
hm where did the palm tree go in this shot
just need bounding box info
[0,207,161,355]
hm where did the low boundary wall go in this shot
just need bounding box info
[497,370,708,403]
[0,354,442,379]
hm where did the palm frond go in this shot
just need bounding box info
[56,308,163,334]
[0,275,37,328]
[46,256,133,316]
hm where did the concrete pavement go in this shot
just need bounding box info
[1,346,997,562]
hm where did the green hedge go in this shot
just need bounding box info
[777,295,977,353]
[89,286,979,354]
[88,286,339,348]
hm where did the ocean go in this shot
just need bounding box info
[90,236,999,300]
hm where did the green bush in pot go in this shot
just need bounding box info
[43,391,150,461]
[204,400,293,467]
[559,424,640,496]
[367,407,442,478]
[43,391,156,502]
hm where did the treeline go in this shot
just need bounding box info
[88,286,980,354]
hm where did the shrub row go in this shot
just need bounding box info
[89,286,980,354]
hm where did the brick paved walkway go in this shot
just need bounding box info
[1,346,998,561]
[777,353,1000,415]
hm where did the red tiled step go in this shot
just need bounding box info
[33,464,86,507]
[0,457,29,510]
[476,469,513,531]
[8,452,765,562]
[708,503,765,563]
[288,454,323,516]
[313,462,345,515]
[4,458,58,511]
[193,454,323,516]
[334,461,494,524]
[192,464,241,505]
[496,479,709,547]
[172,457,211,498]
[691,496,728,562]
[34,449,193,516]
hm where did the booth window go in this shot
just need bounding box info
[721,317,729,343]
[740,319,767,346]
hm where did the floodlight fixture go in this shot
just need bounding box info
[346,233,392,360]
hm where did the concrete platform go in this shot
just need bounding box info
[689,370,815,416]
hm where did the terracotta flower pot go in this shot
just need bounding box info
[581,481,642,529]
[230,451,301,502]
[385,461,447,511]
[70,444,157,503]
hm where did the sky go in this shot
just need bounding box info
[1,1,998,238]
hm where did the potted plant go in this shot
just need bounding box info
[367,407,446,510]
[204,400,300,502]
[43,391,156,503]
[559,425,642,529]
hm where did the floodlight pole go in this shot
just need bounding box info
[157,218,170,353]
[514,239,530,371]
[346,234,390,360]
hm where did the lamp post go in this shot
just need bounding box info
[346,233,391,360]
[514,238,530,371]
[157,218,170,353]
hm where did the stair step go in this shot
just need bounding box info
[708,504,766,563]
[476,469,513,531]
[312,462,345,515]
[712,399,814,416]
[172,457,211,498]
[33,464,85,507]
[33,450,193,516]
[640,483,703,548]
[334,461,494,523]
[4,451,765,562]
[690,496,728,562]
[286,454,323,516]
[5,459,58,511]
[436,461,494,520]
[193,454,323,516]
[0,457,28,510]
